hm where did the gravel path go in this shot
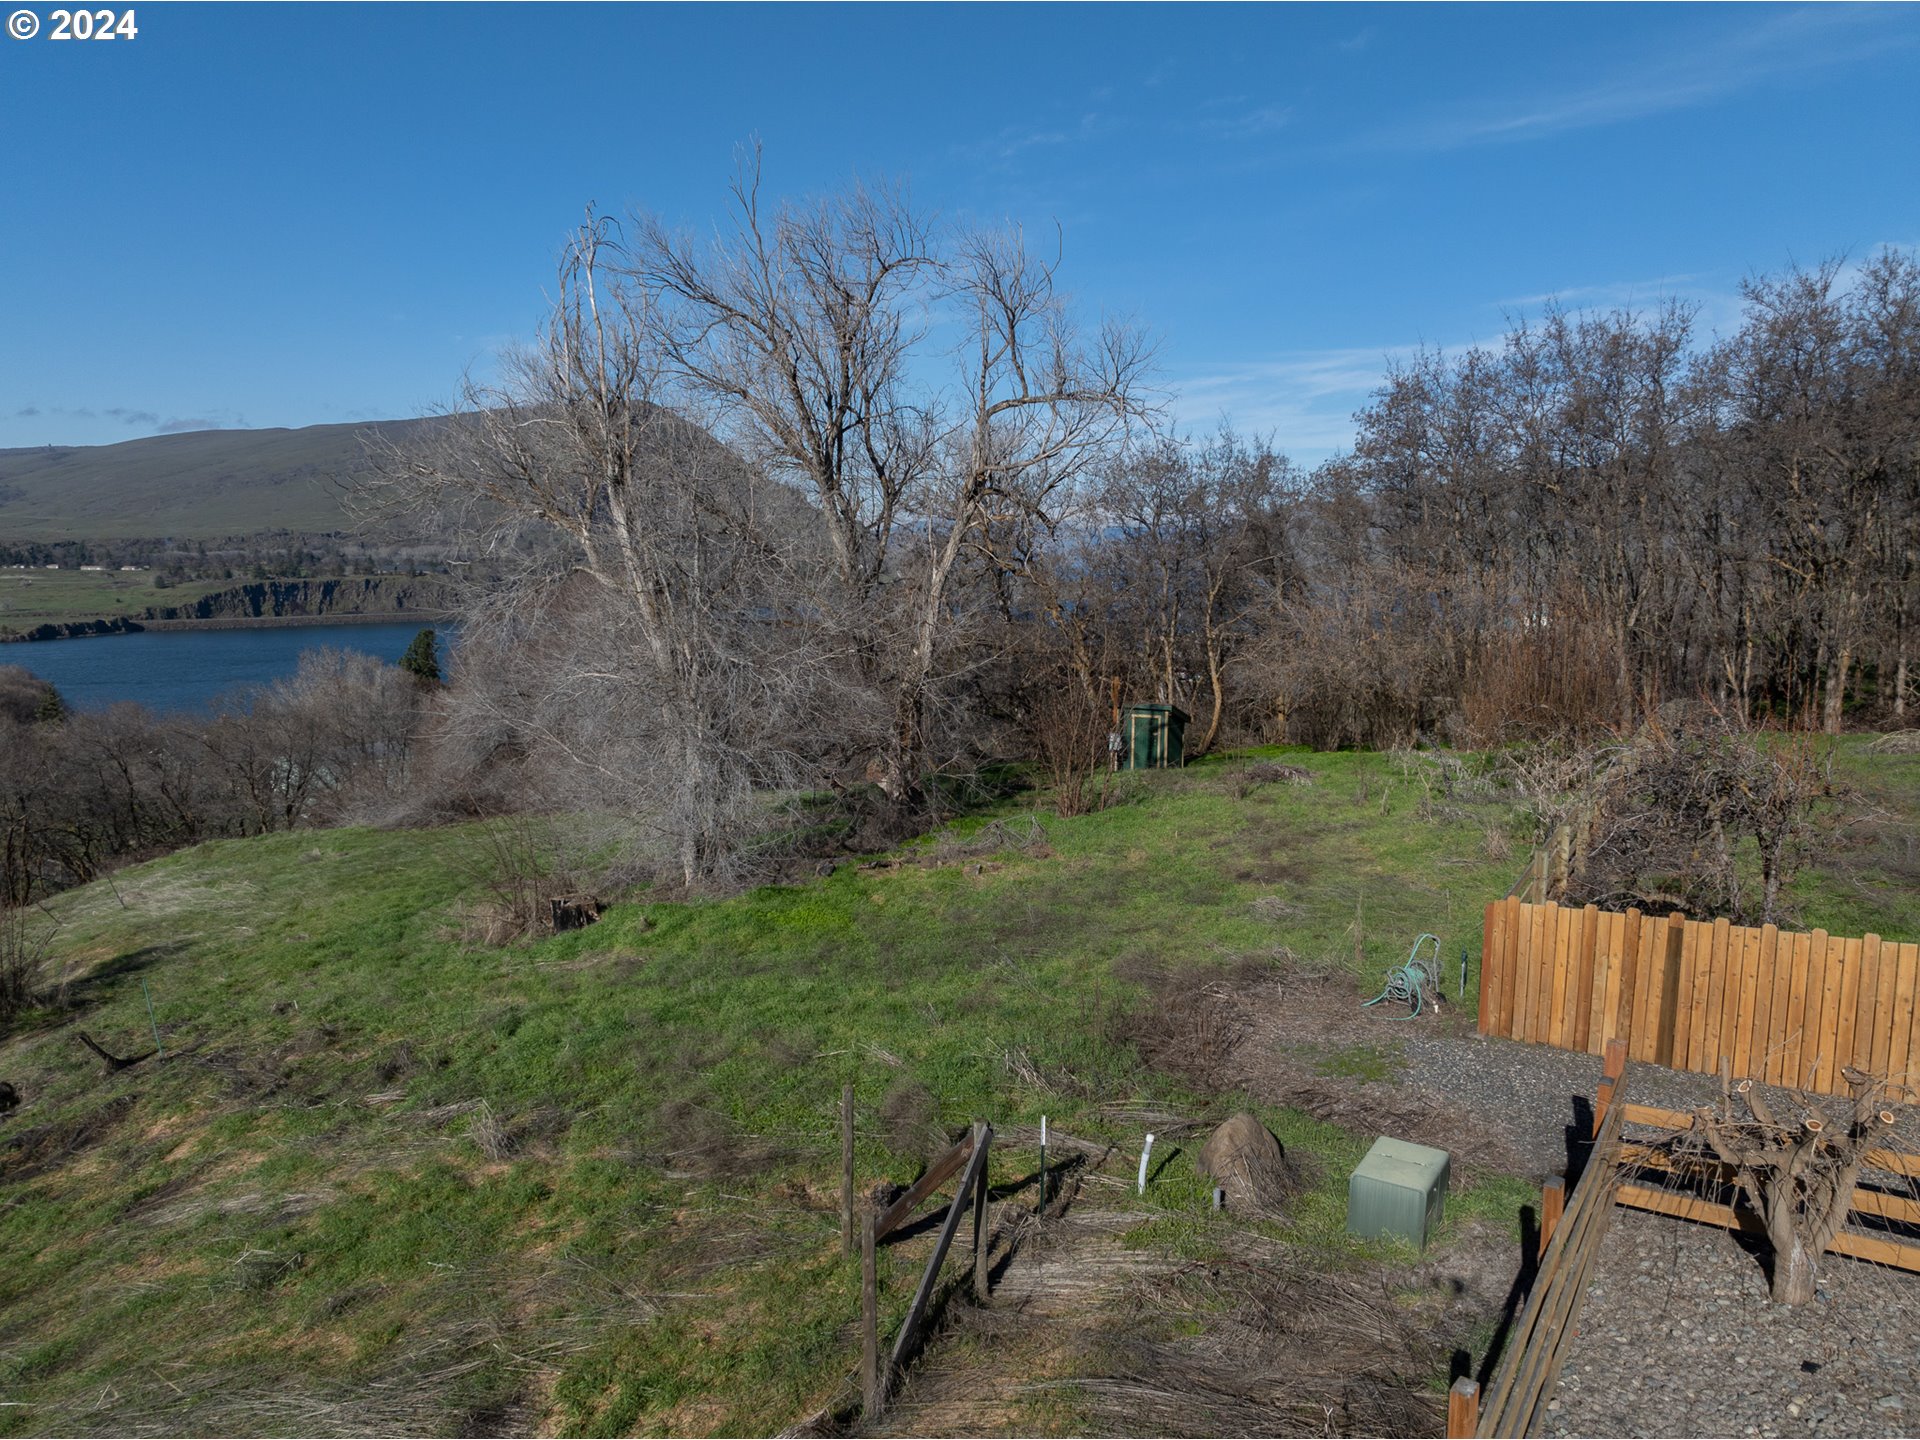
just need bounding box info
[1379,1021,1920,1438]
[1546,1206,1920,1439]
[1392,1027,1724,1179]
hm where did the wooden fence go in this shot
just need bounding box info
[1478,897,1920,1101]
[853,1118,996,1422]
[1449,1041,1629,1438]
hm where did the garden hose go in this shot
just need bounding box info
[1362,932,1443,1019]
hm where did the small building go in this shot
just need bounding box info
[1117,702,1189,770]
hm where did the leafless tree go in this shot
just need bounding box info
[368,215,860,886]
[624,152,1151,802]
[1689,1069,1898,1304]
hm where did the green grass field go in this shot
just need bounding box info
[0,570,232,631]
[2,741,1915,1436]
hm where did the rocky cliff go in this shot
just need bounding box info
[140,576,453,623]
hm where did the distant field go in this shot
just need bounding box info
[0,569,230,628]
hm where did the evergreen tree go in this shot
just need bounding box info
[400,628,442,686]
[34,683,66,724]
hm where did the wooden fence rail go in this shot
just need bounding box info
[859,1121,995,1421]
[1478,897,1920,1101]
[1454,1041,1629,1439]
[1612,1102,1920,1275]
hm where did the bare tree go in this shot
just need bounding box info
[626,154,1150,802]
[369,216,855,886]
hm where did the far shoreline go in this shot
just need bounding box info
[1,611,455,643]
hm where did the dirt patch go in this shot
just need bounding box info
[1110,958,1524,1176]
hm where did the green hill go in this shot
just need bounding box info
[0,419,445,540]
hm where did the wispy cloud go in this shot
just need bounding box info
[1491,272,1760,340]
[1198,104,1291,141]
[954,112,1110,166]
[1366,6,1915,152]
[1170,344,1432,461]
[1495,274,1703,309]
[1335,26,1377,54]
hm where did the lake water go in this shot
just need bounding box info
[3,622,448,713]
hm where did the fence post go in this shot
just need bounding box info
[861,1211,883,1419]
[841,1083,856,1257]
[891,1125,993,1375]
[1447,1376,1480,1439]
[1037,1115,1048,1216]
[1594,1037,1627,1140]
[1539,1176,1565,1259]
[971,1120,991,1301]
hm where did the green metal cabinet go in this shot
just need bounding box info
[1118,703,1189,770]
[1346,1136,1450,1250]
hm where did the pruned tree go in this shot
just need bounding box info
[1688,1069,1900,1304]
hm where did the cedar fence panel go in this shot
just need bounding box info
[1479,902,1919,1101]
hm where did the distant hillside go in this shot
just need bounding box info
[0,418,445,540]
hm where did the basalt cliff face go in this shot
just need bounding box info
[140,576,452,623]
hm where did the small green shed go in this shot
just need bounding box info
[1118,703,1189,770]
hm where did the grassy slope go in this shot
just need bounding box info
[1788,739,1920,942]
[2,744,1914,1436]
[0,420,443,540]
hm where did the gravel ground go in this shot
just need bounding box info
[1392,1026,1725,1179]
[1546,1206,1920,1439]
[1385,1025,1920,1439]
[1245,984,1920,1438]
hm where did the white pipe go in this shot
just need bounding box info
[1137,1133,1156,1194]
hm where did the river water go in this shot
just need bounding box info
[2,622,447,712]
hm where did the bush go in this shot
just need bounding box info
[0,906,55,1024]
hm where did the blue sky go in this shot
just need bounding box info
[3,2,1917,464]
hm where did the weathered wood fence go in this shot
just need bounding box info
[1478,897,1920,1101]
[853,1118,995,1421]
[1448,1041,1629,1439]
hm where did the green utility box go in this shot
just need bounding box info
[1346,1136,1450,1250]
[1118,703,1189,770]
